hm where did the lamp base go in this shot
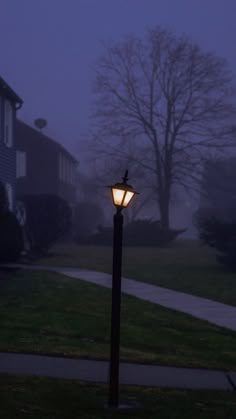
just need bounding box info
[104,400,142,410]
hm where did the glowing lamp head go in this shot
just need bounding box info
[109,170,138,210]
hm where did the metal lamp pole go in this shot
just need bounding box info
[108,207,123,407]
[108,170,138,409]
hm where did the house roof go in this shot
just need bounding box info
[0,76,23,105]
[16,119,79,164]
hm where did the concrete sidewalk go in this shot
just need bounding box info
[0,352,235,391]
[7,264,236,332]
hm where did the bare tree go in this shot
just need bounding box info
[89,27,236,231]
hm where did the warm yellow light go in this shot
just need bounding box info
[122,191,135,207]
[111,187,135,208]
[109,171,138,210]
[112,188,126,206]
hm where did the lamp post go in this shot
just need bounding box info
[108,170,138,408]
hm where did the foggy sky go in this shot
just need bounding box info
[1,0,236,164]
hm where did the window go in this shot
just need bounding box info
[59,153,72,184]
[66,159,70,184]
[59,153,62,179]
[4,100,13,147]
[70,164,75,185]
[62,155,66,181]
[67,160,74,185]
[59,153,65,181]
[69,163,72,184]
[63,158,67,182]
[16,151,26,178]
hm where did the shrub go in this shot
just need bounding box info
[123,219,185,246]
[0,211,23,262]
[89,219,185,247]
[194,208,236,271]
[91,225,113,245]
[0,180,8,214]
[0,181,23,262]
[19,194,72,255]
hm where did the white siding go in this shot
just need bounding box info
[16,151,26,178]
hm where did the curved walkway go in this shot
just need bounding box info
[2,264,236,390]
[0,352,235,391]
[4,264,236,332]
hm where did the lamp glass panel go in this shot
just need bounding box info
[112,188,126,206]
[122,191,135,207]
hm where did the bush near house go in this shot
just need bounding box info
[0,181,23,262]
[19,194,72,256]
[79,219,186,247]
[0,180,9,214]
[194,208,236,271]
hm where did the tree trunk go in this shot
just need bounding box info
[159,193,170,232]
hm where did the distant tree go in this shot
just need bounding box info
[20,194,72,255]
[89,26,236,232]
[90,219,185,246]
[123,219,185,246]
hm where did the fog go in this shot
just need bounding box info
[1,0,236,235]
[2,3,236,409]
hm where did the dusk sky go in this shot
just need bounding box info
[1,0,236,165]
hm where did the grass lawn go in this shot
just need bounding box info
[1,374,236,419]
[1,269,236,370]
[36,241,236,307]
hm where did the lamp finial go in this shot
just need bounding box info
[123,170,129,184]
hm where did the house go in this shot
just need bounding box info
[16,120,78,209]
[0,76,23,210]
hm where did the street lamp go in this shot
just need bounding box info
[108,170,138,408]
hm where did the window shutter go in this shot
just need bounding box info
[6,183,13,210]
[4,100,13,147]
